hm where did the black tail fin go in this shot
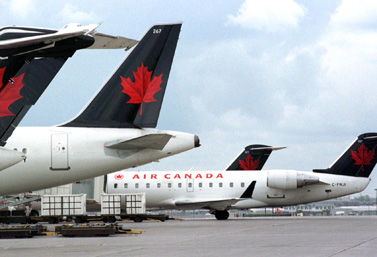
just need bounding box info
[313,133,377,177]
[226,145,285,170]
[0,57,67,146]
[62,23,182,128]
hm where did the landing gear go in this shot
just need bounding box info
[214,210,229,220]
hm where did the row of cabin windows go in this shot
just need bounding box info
[114,182,246,189]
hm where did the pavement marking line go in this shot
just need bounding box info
[329,235,377,257]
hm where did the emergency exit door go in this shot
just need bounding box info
[50,133,70,170]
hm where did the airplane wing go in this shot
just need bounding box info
[104,134,172,150]
[175,198,242,211]
[88,33,138,50]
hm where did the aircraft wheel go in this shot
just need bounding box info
[133,216,143,223]
[107,216,116,223]
[215,210,229,220]
[29,210,39,217]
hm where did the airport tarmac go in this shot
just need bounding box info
[0,216,377,257]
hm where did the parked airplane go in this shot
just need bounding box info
[108,133,377,220]
[0,23,138,57]
[0,23,199,196]
[0,23,138,178]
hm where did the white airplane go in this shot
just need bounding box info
[108,133,377,220]
[0,23,199,196]
[0,23,138,57]
[0,24,138,175]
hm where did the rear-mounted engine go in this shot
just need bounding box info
[267,170,319,190]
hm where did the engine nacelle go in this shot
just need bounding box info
[267,170,319,190]
[0,147,25,171]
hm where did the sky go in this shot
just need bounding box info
[2,0,377,196]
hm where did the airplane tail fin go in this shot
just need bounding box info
[62,23,182,128]
[313,133,377,177]
[226,145,285,171]
[0,57,67,146]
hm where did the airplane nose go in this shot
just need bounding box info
[194,135,201,148]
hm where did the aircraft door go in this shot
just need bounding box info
[186,178,194,192]
[50,133,70,170]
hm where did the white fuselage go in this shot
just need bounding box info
[0,127,197,195]
[107,170,370,210]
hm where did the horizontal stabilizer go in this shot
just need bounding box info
[0,147,25,171]
[88,33,138,50]
[105,133,172,150]
[250,146,286,151]
[175,198,241,211]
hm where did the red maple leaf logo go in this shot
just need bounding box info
[239,154,260,170]
[0,73,25,117]
[114,174,124,180]
[120,63,163,115]
[351,144,375,172]
[0,67,5,89]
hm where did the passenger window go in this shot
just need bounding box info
[188,183,192,188]
[157,183,161,188]
[114,183,118,189]
[124,183,128,188]
[219,182,223,187]
[178,183,182,188]
[168,183,172,188]
[199,182,202,188]
[135,183,139,188]
[146,183,150,188]
[241,182,245,187]
[230,182,233,187]
[209,182,213,188]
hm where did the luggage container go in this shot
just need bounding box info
[41,194,86,223]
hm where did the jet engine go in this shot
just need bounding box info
[267,170,319,190]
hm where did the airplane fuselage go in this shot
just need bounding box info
[107,170,370,210]
[0,127,197,195]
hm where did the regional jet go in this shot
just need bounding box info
[108,133,377,220]
[0,23,199,196]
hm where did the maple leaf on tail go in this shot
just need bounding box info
[120,63,163,115]
[0,73,25,117]
[239,154,260,170]
[351,143,375,172]
[0,67,5,90]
